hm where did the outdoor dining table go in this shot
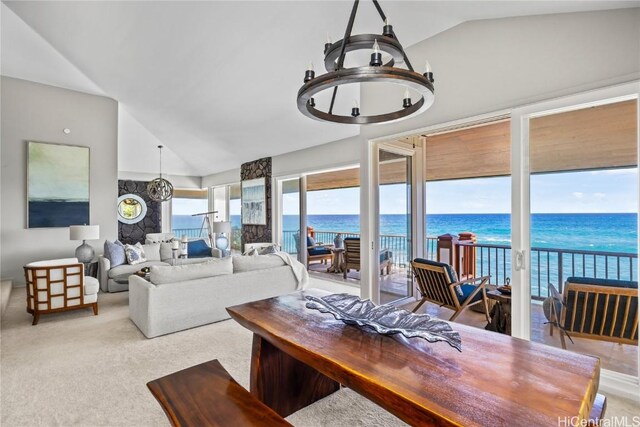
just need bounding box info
[227,288,601,426]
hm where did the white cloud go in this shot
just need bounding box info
[593,192,606,199]
[572,192,584,198]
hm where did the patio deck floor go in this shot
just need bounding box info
[307,262,638,377]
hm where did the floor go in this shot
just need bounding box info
[1,280,638,426]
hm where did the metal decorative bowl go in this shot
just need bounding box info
[305,293,461,352]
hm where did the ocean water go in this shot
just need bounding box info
[174,213,637,253]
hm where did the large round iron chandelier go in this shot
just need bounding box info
[147,145,174,202]
[297,0,435,125]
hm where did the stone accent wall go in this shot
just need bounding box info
[240,157,272,247]
[118,180,161,245]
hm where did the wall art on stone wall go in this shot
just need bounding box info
[118,180,161,244]
[241,177,266,225]
[27,141,90,228]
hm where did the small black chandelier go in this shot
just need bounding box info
[297,0,435,125]
[147,145,174,202]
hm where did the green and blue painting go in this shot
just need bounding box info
[28,141,89,228]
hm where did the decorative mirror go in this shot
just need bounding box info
[117,194,147,224]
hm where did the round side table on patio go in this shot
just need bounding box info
[486,289,511,335]
[327,247,345,274]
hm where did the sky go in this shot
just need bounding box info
[283,168,638,215]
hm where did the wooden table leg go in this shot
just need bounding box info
[250,334,340,417]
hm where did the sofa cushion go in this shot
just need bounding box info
[125,243,147,265]
[413,258,458,283]
[83,276,99,295]
[108,261,169,279]
[187,239,211,258]
[104,240,126,267]
[143,243,162,261]
[176,257,215,265]
[150,258,233,285]
[457,284,483,304]
[232,254,286,273]
[159,242,174,261]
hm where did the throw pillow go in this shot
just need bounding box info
[243,247,259,256]
[104,240,126,267]
[258,244,279,255]
[187,239,211,258]
[159,242,174,261]
[125,243,147,265]
[142,243,161,261]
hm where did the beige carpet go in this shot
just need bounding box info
[1,278,638,426]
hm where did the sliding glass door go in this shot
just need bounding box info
[511,83,639,391]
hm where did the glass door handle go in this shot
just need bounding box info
[515,250,526,271]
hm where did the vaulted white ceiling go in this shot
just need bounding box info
[2,1,637,177]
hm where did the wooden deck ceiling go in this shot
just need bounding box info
[293,99,638,193]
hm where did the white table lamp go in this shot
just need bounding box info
[211,221,232,251]
[69,225,100,263]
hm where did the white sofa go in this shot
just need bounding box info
[129,254,307,338]
[99,235,221,293]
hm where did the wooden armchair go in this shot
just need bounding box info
[411,258,490,322]
[343,237,392,279]
[24,258,99,325]
[547,277,638,349]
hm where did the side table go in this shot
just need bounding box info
[327,248,345,274]
[486,289,511,335]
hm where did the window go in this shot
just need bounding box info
[171,189,208,239]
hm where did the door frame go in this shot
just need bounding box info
[510,80,640,400]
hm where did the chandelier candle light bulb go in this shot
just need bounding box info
[370,39,382,66]
[351,99,360,117]
[304,62,315,82]
[403,87,412,108]
[383,18,393,37]
[424,60,434,83]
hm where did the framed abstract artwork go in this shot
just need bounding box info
[27,141,90,228]
[241,177,266,225]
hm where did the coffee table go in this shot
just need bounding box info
[113,271,150,285]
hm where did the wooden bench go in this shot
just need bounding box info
[147,359,292,427]
[588,393,607,426]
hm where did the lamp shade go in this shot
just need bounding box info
[211,221,231,234]
[69,225,100,241]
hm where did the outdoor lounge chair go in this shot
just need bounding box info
[410,258,490,322]
[547,277,638,349]
[343,237,392,279]
[294,232,332,268]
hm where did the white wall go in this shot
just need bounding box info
[361,8,640,140]
[1,77,118,285]
[201,167,240,188]
[118,171,202,189]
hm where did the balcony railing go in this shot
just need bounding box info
[282,230,437,268]
[283,229,637,301]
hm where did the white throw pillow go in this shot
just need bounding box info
[159,242,174,261]
[232,254,286,273]
[142,243,162,261]
[125,243,147,265]
[150,258,233,285]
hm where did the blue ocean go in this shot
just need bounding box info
[174,213,637,253]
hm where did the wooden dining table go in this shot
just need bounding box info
[226,288,601,426]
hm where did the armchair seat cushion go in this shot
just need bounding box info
[457,284,483,304]
[84,277,99,295]
[309,247,331,256]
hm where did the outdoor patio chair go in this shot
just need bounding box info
[294,232,332,268]
[343,237,392,279]
[547,277,638,349]
[410,258,490,322]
